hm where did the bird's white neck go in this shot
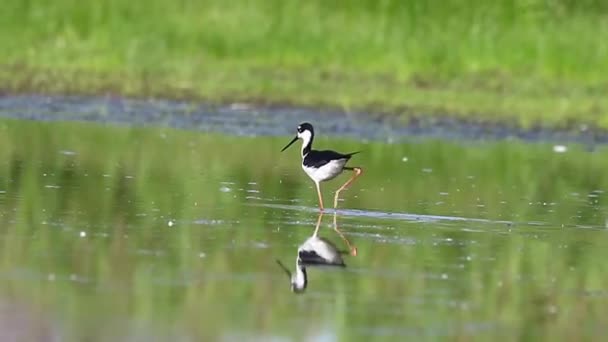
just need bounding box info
[300,131,313,158]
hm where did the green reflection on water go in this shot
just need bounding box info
[0,118,608,340]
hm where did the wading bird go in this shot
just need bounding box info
[281,122,363,211]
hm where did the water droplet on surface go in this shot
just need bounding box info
[553,145,567,153]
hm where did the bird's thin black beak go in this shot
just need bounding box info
[276,259,292,278]
[281,136,298,152]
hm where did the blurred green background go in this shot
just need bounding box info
[1,0,608,128]
[1,2,608,339]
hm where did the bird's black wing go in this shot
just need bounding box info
[298,250,346,267]
[303,150,360,168]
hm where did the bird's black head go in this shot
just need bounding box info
[281,122,315,152]
[297,122,314,135]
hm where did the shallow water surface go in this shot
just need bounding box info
[0,118,607,340]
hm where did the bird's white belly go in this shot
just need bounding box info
[303,159,347,182]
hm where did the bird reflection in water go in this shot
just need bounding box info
[276,212,357,293]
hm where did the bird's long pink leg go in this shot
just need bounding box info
[312,212,324,236]
[333,212,357,256]
[333,167,363,209]
[315,181,325,212]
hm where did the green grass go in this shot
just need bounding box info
[1,0,608,129]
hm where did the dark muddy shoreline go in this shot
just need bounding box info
[0,93,605,146]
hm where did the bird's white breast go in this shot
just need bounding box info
[299,236,343,264]
[302,158,347,182]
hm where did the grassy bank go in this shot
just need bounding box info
[1,0,608,129]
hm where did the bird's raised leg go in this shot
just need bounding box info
[315,181,325,212]
[333,167,363,209]
[333,212,357,256]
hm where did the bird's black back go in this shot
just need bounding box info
[298,250,346,267]
[303,150,360,168]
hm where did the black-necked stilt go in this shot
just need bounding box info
[281,122,363,211]
[276,212,357,293]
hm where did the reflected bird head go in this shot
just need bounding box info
[276,259,307,293]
